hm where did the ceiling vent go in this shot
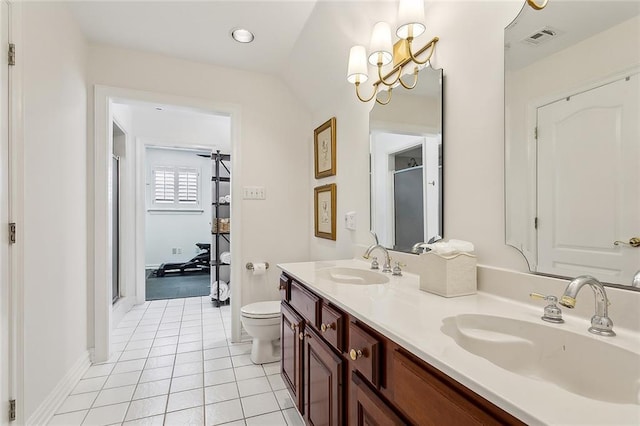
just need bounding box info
[522,26,562,45]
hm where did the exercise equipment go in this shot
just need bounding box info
[155,243,210,277]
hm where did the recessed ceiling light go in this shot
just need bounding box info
[231,28,255,44]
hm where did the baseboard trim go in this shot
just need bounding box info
[26,350,91,426]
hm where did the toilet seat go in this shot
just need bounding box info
[241,301,281,319]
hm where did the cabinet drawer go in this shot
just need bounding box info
[348,321,381,387]
[392,350,524,425]
[289,280,320,327]
[319,303,344,352]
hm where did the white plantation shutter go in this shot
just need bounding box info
[154,168,175,203]
[152,166,200,208]
[178,169,198,204]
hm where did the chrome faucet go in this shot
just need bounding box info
[411,235,443,254]
[559,275,615,337]
[364,231,392,273]
[632,270,640,288]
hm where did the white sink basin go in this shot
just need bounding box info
[441,314,640,405]
[316,267,390,285]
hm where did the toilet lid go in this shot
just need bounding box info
[241,301,281,318]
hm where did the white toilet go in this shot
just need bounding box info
[240,300,282,364]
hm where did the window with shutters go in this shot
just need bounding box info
[151,166,200,209]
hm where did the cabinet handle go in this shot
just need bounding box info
[320,322,336,333]
[349,348,365,361]
[290,323,297,331]
[279,284,287,290]
[299,332,307,341]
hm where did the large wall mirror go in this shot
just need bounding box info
[505,0,640,288]
[370,66,443,253]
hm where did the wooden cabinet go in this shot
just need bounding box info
[280,273,525,426]
[352,372,406,426]
[304,326,344,426]
[281,301,304,413]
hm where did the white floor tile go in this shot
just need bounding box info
[119,348,151,361]
[140,366,173,383]
[113,327,136,336]
[56,392,98,414]
[155,329,179,338]
[130,332,157,341]
[83,364,115,379]
[205,382,239,405]
[175,350,202,365]
[144,354,175,369]
[133,379,171,400]
[234,365,264,381]
[205,399,244,426]
[153,336,179,347]
[179,333,203,344]
[82,401,129,425]
[103,371,142,389]
[204,368,236,387]
[267,374,286,391]
[203,345,229,358]
[93,385,136,407]
[262,363,280,376]
[204,357,232,372]
[172,360,203,377]
[231,355,253,368]
[164,406,205,425]
[245,410,287,426]
[241,392,280,418]
[126,339,154,351]
[166,388,204,412]
[71,376,107,395]
[124,395,168,422]
[229,344,252,356]
[122,414,165,426]
[148,344,177,358]
[170,373,203,393]
[178,341,203,353]
[237,377,271,398]
[273,389,294,410]
[48,409,87,425]
[113,359,147,375]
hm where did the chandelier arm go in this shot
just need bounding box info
[375,88,392,105]
[407,37,436,65]
[398,67,419,90]
[377,63,402,87]
[355,82,379,103]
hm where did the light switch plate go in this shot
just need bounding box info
[243,186,266,200]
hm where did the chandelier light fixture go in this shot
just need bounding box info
[347,0,439,105]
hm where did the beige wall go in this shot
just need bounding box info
[22,2,88,419]
[86,45,312,345]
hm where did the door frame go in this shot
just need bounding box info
[2,0,24,422]
[93,85,242,362]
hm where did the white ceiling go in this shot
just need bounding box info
[68,0,427,111]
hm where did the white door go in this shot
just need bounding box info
[0,1,12,423]
[537,74,640,285]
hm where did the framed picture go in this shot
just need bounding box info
[314,117,336,179]
[314,183,336,240]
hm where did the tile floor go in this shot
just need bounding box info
[49,297,304,426]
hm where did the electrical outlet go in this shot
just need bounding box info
[345,211,357,230]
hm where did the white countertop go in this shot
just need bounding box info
[278,258,640,426]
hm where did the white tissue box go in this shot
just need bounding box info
[419,252,477,297]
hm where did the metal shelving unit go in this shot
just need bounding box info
[211,150,231,307]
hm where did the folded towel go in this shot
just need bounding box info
[219,251,231,264]
[425,240,475,256]
[211,280,227,301]
[224,194,231,203]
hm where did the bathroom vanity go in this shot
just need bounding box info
[278,259,640,425]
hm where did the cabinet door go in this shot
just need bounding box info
[304,327,343,426]
[281,302,304,413]
[352,371,406,426]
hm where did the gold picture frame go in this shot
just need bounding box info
[314,117,336,179]
[314,183,336,240]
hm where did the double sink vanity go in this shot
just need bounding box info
[277,258,640,425]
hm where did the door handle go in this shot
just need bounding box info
[614,237,640,248]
